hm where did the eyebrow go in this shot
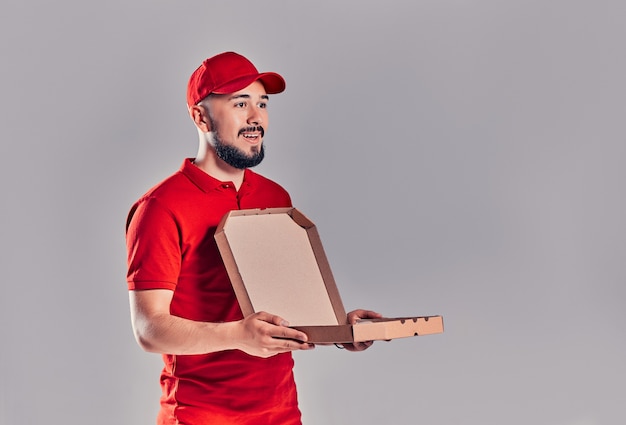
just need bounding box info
[228,94,269,101]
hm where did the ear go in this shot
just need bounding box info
[189,105,211,132]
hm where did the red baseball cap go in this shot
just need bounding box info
[186,51,286,107]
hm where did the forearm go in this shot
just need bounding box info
[131,311,237,355]
[129,290,313,357]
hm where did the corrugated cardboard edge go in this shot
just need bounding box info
[294,316,444,343]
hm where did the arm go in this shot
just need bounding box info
[338,309,383,352]
[129,289,314,358]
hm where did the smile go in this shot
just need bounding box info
[238,126,265,140]
[242,132,261,140]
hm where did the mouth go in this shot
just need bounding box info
[239,126,264,142]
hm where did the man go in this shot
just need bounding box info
[126,51,381,425]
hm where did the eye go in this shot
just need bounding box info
[234,101,246,108]
[258,102,268,109]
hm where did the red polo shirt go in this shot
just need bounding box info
[126,159,301,425]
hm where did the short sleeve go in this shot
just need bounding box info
[126,196,181,291]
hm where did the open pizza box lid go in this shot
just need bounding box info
[214,207,444,343]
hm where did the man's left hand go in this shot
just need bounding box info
[339,309,383,352]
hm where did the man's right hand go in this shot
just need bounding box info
[232,311,315,358]
[129,289,314,357]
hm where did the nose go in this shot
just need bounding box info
[247,105,263,126]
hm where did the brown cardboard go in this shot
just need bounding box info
[215,207,444,343]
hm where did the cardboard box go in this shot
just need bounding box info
[215,207,444,343]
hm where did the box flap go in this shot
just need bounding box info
[215,208,347,326]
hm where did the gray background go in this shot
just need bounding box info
[1,1,624,424]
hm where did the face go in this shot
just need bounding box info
[201,80,270,169]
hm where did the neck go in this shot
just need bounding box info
[194,134,246,190]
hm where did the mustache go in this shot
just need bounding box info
[238,126,265,137]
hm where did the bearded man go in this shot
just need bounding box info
[125,51,380,425]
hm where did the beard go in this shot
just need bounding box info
[214,136,265,169]
[210,120,265,169]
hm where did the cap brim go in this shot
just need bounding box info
[213,72,286,95]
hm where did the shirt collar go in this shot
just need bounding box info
[180,158,258,193]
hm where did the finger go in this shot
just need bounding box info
[340,343,358,352]
[359,310,383,319]
[341,340,374,352]
[253,312,309,342]
[348,309,382,324]
[256,311,290,327]
[355,341,373,351]
[268,338,314,353]
[282,340,315,351]
[273,326,309,343]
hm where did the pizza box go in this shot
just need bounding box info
[214,207,444,343]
